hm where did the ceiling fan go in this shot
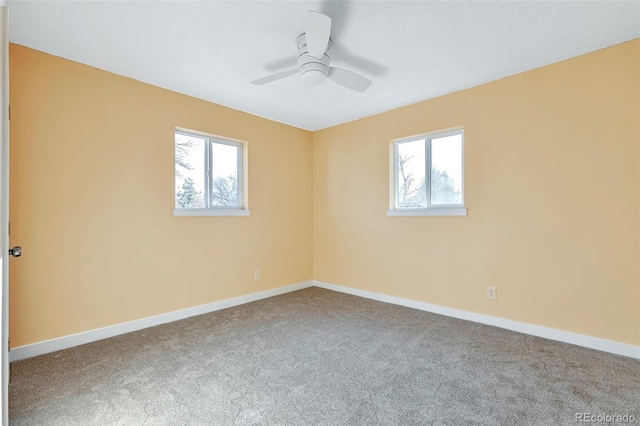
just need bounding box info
[251,11,372,93]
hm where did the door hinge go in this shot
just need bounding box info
[8,337,10,352]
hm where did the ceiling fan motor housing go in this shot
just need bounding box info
[297,34,330,85]
[251,14,371,93]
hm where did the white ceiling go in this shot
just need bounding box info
[8,1,640,131]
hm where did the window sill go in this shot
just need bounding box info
[173,209,251,217]
[386,207,467,217]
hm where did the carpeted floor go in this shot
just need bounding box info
[9,287,640,425]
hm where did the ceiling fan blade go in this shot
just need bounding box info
[250,69,298,85]
[306,11,331,59]
[328,67,372,93]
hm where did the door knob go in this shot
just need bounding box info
[9,246,21,257]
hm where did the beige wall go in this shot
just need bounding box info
[313,40,640,345]
[9,44,313,347]
[9,40,640,349]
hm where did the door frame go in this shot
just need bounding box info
[1,1,9,424]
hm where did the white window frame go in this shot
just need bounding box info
[173,128,250,217]
[388,128,467,217]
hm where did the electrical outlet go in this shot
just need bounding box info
[486,286,496,300]
[254,269,261,280]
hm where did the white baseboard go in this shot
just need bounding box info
[9,281,313,362]
[10,279,639,362]
[313,280,640,360]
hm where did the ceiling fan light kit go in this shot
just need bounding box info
[300,61,328,85]
[251,10,372,93]
[297,34,329,85]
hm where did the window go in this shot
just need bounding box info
[174,129,249,216]
[388,128,466,216]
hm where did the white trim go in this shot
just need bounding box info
[0,5,8,424]
[390,127,464,211]
[313,280,640,360]
[10,279,638,362]
[9,281,313,362]
[390,141,397,209]
[173,208,251,216]
[175,128,249,211]
[387,207,467,216]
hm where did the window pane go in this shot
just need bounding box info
[175,134,205,208]
[397,139,426,208]
[431,134,462,205]
[210,142,239,207]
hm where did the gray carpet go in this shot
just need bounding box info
[9,287,640,425]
